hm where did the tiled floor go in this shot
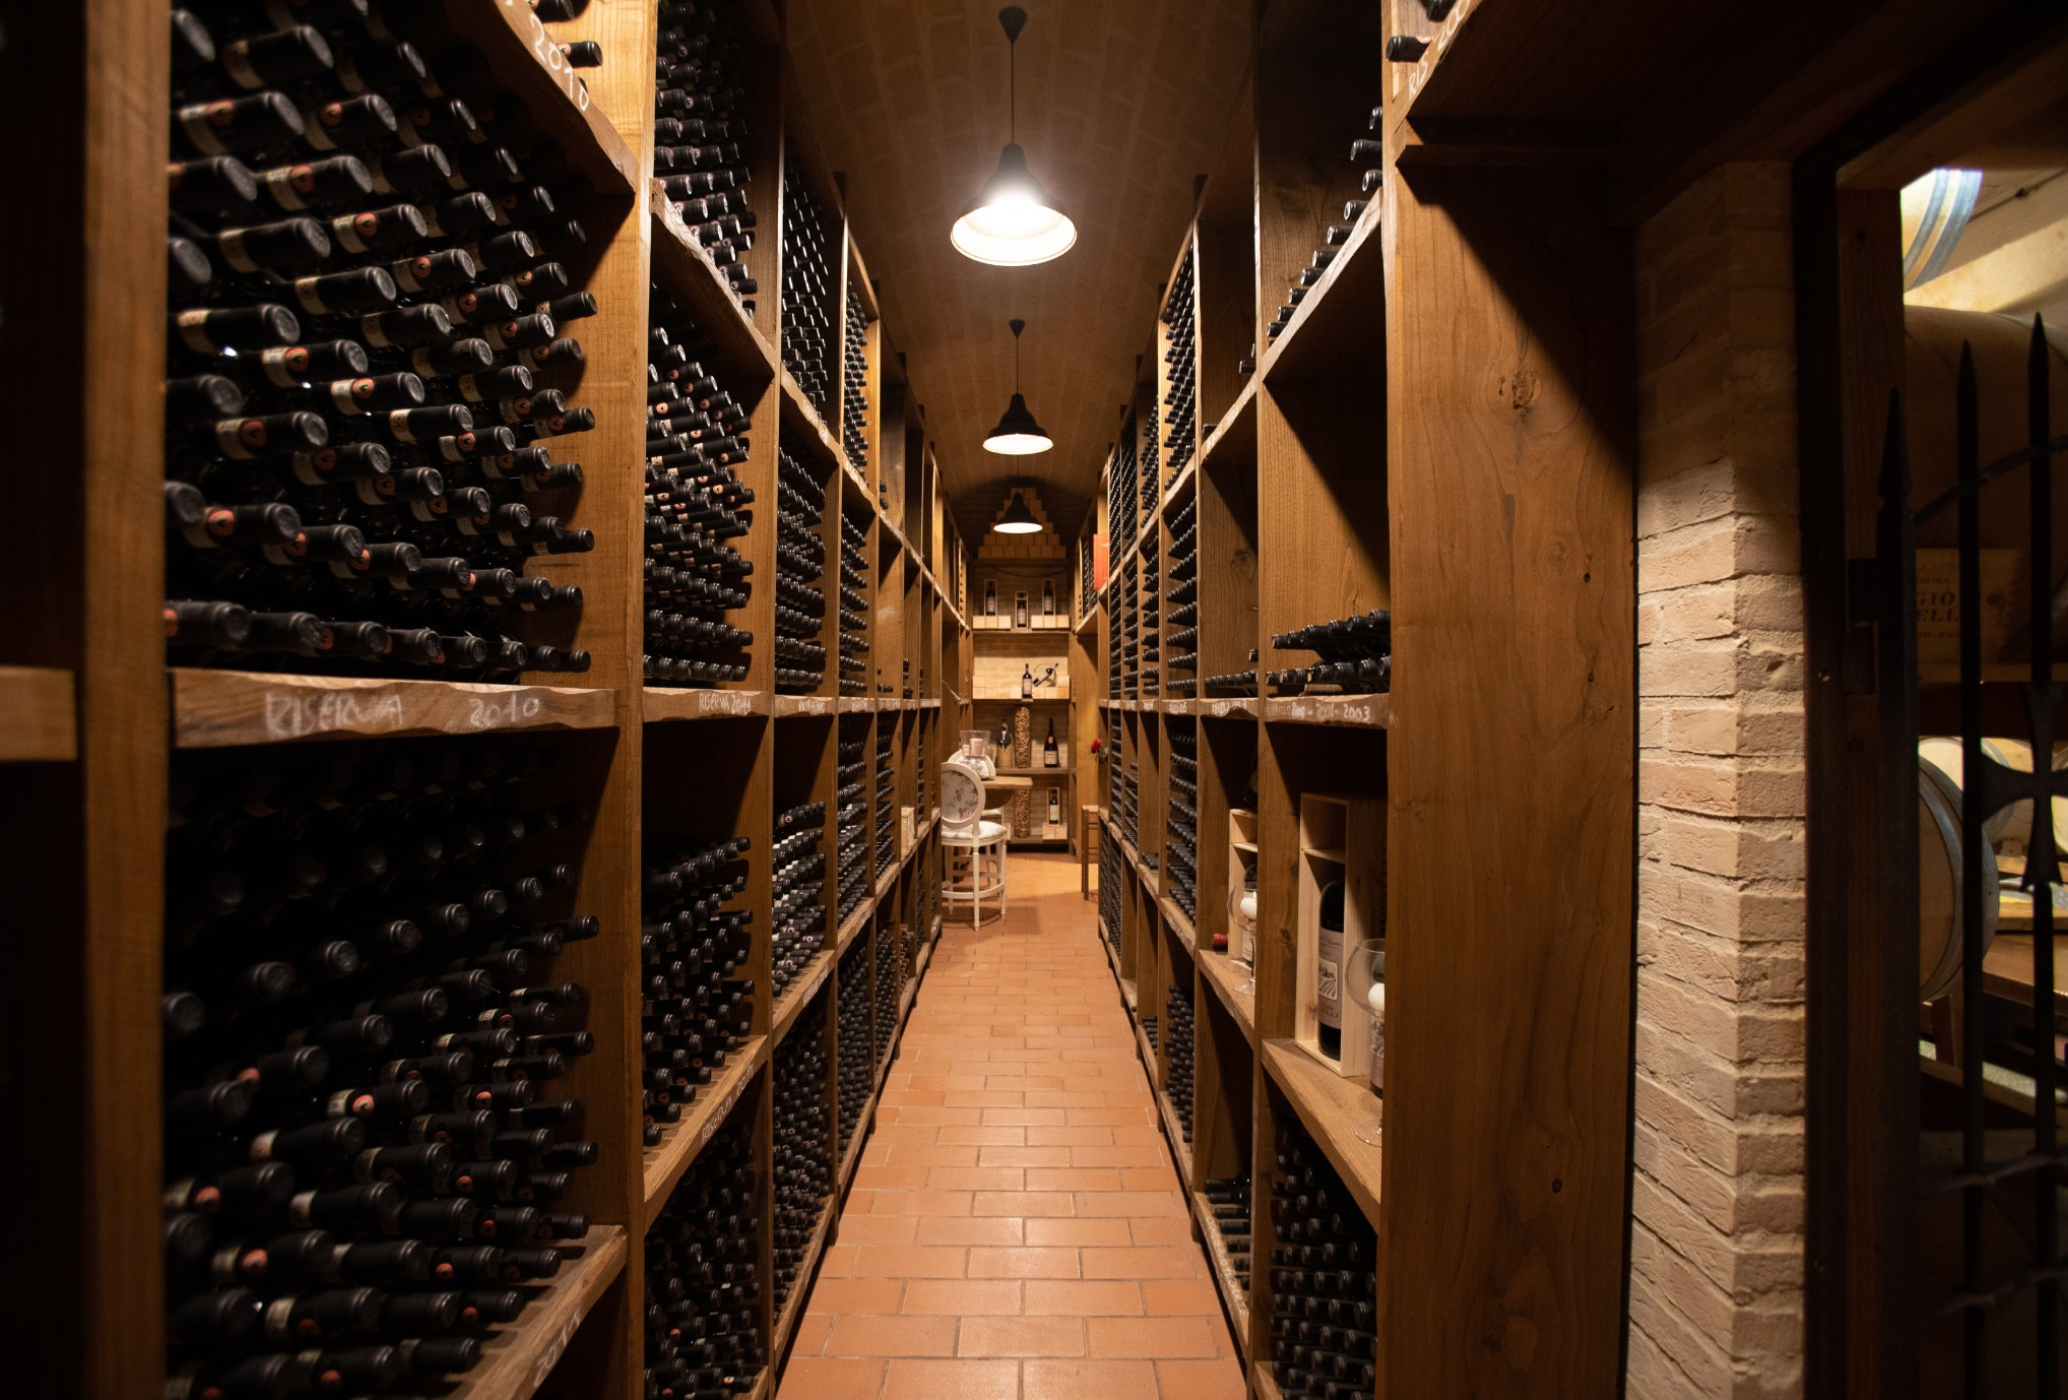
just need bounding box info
[776,853,1245,1400]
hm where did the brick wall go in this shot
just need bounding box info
[1628,163,1807,1400]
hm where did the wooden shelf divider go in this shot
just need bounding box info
[169,669,619,748]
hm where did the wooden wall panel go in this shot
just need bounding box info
[1382,160,1636,1399]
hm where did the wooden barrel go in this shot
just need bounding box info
[1917,751,2001,1001]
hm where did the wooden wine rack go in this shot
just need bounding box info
[10,4,973,1398]
[1073,4,1636,1396]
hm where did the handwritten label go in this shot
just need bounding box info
[264,688,407,740]
[700,1069,751,1144]
[255,685,551,741]
[707,692,752,715]
[500,0,591,111]
[529,1305,587,1393]
[468,690,546,729]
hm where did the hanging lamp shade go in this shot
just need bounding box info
[951,8,1077,267]
[992,489,1042,534]
[983,319,1053,456]
[952,145,1078,267]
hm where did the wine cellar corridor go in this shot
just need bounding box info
[779,854,1243,1400]
[17,2,2068,1399]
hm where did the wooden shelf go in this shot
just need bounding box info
[773,951,836,1045]
[1261,1040,1383,1225]
[648,188,780,378]
[439,3,640,196]
[170,669,617,748]
[836,897,874,954]
[1262,693,1394,729]
[0,666,77,761]
[642,1036,769,1212]
[1164,697,1258,719]
[1198,952,1257,1045]
[1257,180,1387,384]
[773,694,837,717]
[1252,1360,1287,1400]
[1198,378,1259,475]
[1917,663,2068,686]
[1158,1087,1195,1186]
[773,1201,837,1362]
[644,687,771,722]
[444,1226,628,1400]
[1160,895,1197,946]
[1192,1191,1253,1358]
[994,763,1073,776]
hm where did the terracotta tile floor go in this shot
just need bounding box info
[777,854,1245,1400]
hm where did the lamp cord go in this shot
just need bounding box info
[1008,32,1016,144]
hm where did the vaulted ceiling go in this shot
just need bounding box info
[786,0,1253,547]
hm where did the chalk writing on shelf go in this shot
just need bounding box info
[262,688,407,741]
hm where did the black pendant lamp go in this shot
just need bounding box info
[983,319,1053,456]
[992,488,1041,535]
[950,7,1078,266]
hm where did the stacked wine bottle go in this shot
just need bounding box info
[872,921,898,1069]
[644,1119,765,1399]
[842,282,872,470]
[835,726,870,924]
[771,1000,833,1312]
[645,290,755,688]
[1202,1176,1253,1288]
[1266,111,1382,342]
[639,833,754,1147]
[1099,836,1124,956]
[1203,649,1260,698]
[780,144,835,412]
[1165,496,1198,695]
[835,940,872,1148]
[837,514,870,697]
[1119,559,1139,694]
[770,800,828,997]
[1140,395,1161,527]
[1166,723,1198,923]
[872,721,896,879]
[1141,1008,1159,1053]
[654,0,761,316]
[1107,561,1125,701]
[1139,529,1161,698]
[1267,1124,1378,1399]
[775,449,829,693]
[1109,414,1138,558]
[164,0,603,679]
[1164,980,1195,1144]
[163,735,601,1395]
[1267,610,1392,696]
[1161,248,1195,476]
[1079,532,1096,627]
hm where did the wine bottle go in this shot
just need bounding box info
[1317,880,1345,1058]
[1042,720,1059,768]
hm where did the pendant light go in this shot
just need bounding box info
[951,7,1077,266]
[983,319,1053,456]
[992,488,1041,535]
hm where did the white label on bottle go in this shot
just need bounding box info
[292,277,333,316]
[1370,1015,1386,1093]
[178,102,231,156]
[217,228,260,274]
[1317,924,1343,1030]
[176,308,220,355]
[263,1296,298,1339]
